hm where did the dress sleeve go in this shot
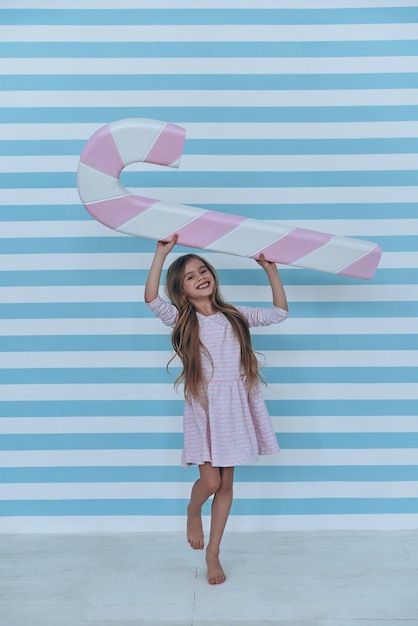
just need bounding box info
[237,305,288,328]
[146,294,178,328]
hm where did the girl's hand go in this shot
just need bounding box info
[256,254,288,311]
[256,253,276,273]
[144,235,178,303]
[156,234,178,257]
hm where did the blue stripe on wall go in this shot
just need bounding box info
[3,8,418,25]
[1,235,415,255]
[1,399,417,419]
[2,334,418,352]
[1,139,418,157]
[2,302,418,321]
[2,498,418,517]
[1,465,417,484]
[0,366,416,385]
[2,41,418,58]
[0,106,417,123]
[1,170,417,188]
[4,74,418,90]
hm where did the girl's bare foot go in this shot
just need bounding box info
[187,506,204,550]
[206,547,226,585]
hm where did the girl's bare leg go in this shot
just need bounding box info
[206,466,234,585]
[187,462,221,550]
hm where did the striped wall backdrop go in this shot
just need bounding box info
[0,1,418,532]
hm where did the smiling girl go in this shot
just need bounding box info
[144,235,288,584]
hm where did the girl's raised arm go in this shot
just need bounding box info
[256,254,288,312]
[144,235,178,303]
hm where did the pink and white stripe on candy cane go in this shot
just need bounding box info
[77,118,382,279]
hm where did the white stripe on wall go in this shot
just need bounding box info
[2,154,417,172]
[2,24,416,42]
[2,350,418,368]
[3,57,418,75]
[1,284,417,304]
[3,90,418,107]
[2,219,418,238]
[0,414,416,434]
[2,187,418,205]
[1,252,417,271]
[1,449,417,468]
[1,482,417,500]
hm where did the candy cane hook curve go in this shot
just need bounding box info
[77,118,382,279]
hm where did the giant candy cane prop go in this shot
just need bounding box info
[77,118,382,279]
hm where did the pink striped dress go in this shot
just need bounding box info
[147,294,288,467]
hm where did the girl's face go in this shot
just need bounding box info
[182,257,215,302]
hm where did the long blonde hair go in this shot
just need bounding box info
[165,254,261,402]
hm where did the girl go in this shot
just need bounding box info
[144,235,288,585]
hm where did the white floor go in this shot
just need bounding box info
[0,530,417,625]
